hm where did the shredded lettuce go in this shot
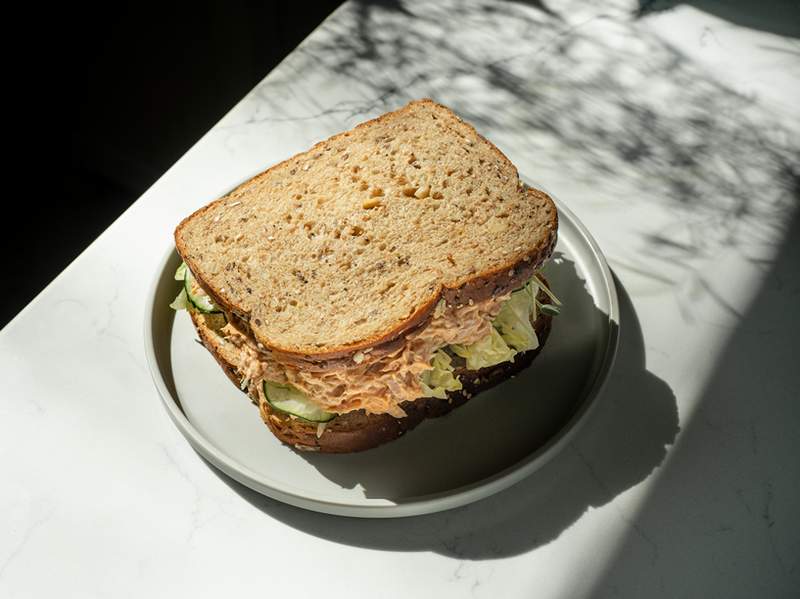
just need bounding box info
[174,262,187,281]
[531,273,561,315]
[524,276,541,310]
[451,327,517,370]
[420,350,462,398]
[532,273,561,306]
[169,287,190,311]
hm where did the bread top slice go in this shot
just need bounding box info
[175,99,557,358]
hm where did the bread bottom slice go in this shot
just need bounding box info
[190,310,552,453]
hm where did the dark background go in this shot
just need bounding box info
[3,1,342,328]
[4,0,796,330]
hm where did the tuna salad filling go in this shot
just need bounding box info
[171,262,559,418]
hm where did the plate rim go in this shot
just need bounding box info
[143,185,619,518]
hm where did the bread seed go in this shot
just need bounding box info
[362,199,382,209]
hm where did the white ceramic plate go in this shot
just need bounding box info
[144,185,619,518]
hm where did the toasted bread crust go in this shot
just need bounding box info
[189,306,552,453]
[175,99,557,361]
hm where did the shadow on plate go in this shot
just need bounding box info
[206,259,680,559]
[281,252,614,500]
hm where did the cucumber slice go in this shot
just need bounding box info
[263,381,335,423]
[183,268,221,313]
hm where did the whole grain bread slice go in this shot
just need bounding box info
[190,307,552,453]
[176,99,557,360]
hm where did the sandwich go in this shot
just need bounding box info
[170,99,560,453]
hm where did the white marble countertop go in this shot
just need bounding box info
[2,1,798,596]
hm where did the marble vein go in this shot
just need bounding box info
[0,508,53,582]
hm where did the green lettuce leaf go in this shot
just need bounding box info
[493,283,540,353]
[420,350,462,398]
[170,262,190,310]
[447,275,557,370]
[169,287,190,311]
[174,262,187,281]
[451,327,516,370]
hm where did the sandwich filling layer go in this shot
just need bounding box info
[172,263,558,418]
